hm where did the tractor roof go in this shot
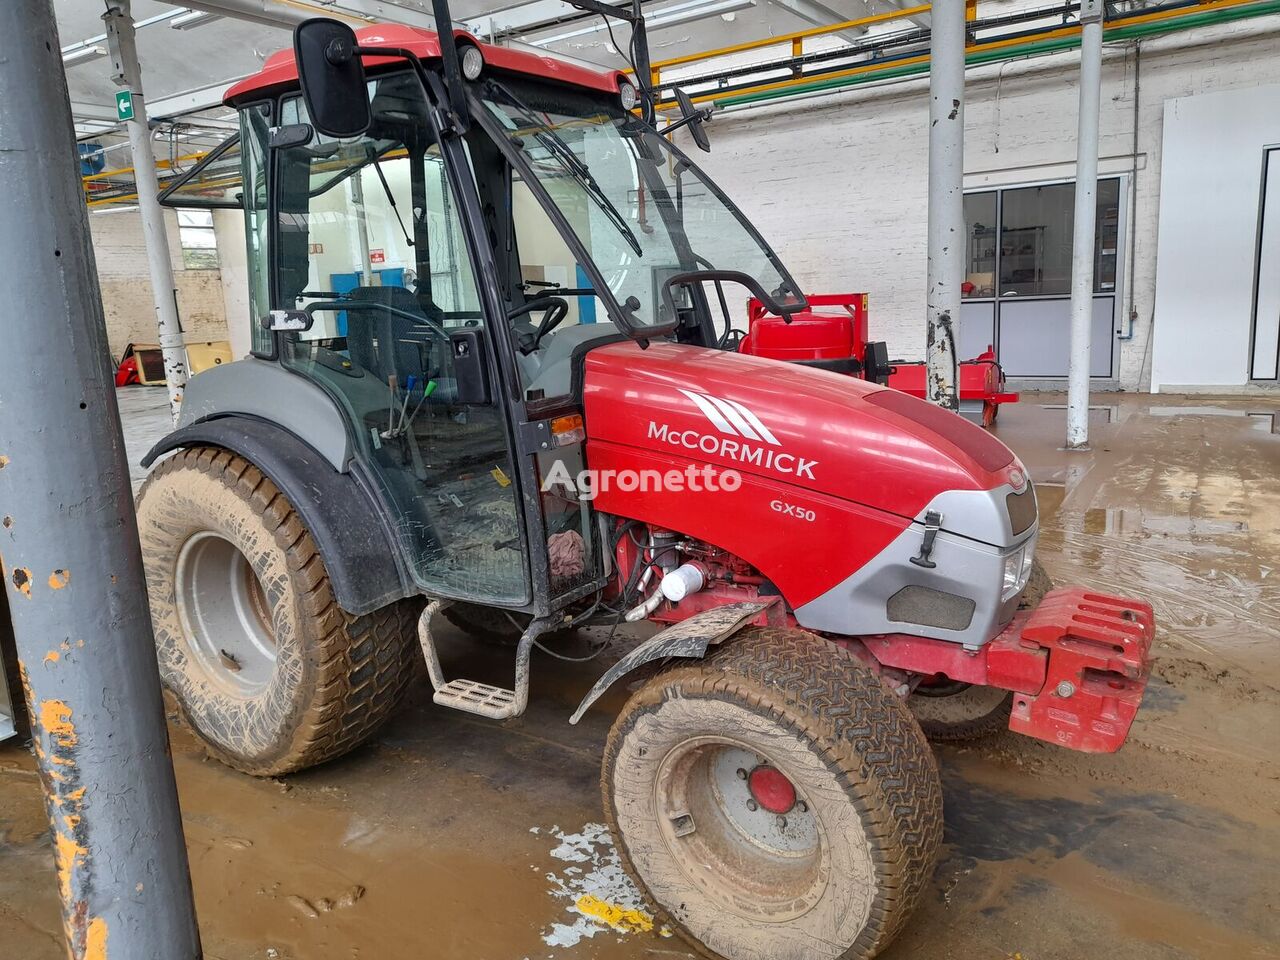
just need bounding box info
[225,23,626,106]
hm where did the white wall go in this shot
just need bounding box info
[677,17,1280,390]
[213,208,252,359]
[1149,83,1280,391]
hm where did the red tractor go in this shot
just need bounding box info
[739,292,1020,427]
[140,12,1154,960]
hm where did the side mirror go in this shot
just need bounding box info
[293,18,370,139]
[674,87,711,153]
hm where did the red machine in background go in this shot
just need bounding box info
[740,293,1019,427]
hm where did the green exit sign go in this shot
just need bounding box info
[115,90,135,122]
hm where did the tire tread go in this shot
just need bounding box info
[139,447,421,776]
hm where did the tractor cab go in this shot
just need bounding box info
[163,20,805,622]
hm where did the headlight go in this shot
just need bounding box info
[619,80,639,110]
[1002,543,1034,601]
[461,45,485,81]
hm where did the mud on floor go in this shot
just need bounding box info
[2,393,1279,960]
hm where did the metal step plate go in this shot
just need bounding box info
[433,678,518,719]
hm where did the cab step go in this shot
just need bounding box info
[433,678,517,719]
[416,599,555,721]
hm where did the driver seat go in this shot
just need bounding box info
[345,285,449,388]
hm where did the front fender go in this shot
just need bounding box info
[141,416,413,616]
[569,600,774,724]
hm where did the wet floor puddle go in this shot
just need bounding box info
[1081,507,1248,537]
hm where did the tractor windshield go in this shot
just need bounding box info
[474,76,803,334]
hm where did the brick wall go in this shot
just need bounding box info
[88,206,230,362]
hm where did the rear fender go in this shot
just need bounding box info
[141,416,414,616]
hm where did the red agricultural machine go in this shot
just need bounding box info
[138,9,1155,959]
[739,292,1020,427]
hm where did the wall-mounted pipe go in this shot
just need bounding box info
[700,0,1280,110]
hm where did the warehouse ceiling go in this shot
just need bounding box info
[62,0,1178,202]
[61,0,931,203]
[59,0,905,138]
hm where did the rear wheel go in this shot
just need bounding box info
[602,628,941,960]
[137,446,421,776]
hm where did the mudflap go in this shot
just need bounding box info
[1004,588,1155,753]
[569,600,775,724]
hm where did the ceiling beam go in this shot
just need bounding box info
[461,0,607,38]
[768,0,875,42]
[871,0,928,30]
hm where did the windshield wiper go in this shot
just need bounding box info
[490,81,643,258]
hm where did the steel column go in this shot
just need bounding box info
[104,0,189,418]
[0,1,202,957]
[1066,0,1104,448]
[925,0,964,411]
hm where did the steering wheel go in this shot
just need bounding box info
[508,296,570,355]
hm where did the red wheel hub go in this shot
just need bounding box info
[747,765,796,815]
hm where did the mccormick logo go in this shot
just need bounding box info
[646,390,819,480]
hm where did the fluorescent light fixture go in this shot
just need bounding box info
[62,44,108,67]
[171,10,223,30]
[532,0,755,45]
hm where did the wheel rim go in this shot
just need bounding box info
[175,531,277,697]
[654,737,828,922]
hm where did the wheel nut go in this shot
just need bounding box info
[776,816,787,828]
[736,768,748,780]
[1056,680,1076,698]
[746,799,758,812]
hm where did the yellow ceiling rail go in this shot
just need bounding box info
[83,151,210,184]
[649,2,932,73]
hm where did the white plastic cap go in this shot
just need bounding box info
[660,563,705,602]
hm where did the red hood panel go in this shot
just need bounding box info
[582,342,1016,518]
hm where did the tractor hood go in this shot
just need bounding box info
[581,342,1027,528]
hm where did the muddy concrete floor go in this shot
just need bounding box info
[2,390,1279,959]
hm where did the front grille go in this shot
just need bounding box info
[887,585,976,631]
[1007,484,1037,536]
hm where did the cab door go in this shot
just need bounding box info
[270,86,531,607]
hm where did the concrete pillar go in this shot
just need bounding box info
[0,1,202,957]
[925,0,965,411]
[104,0,189,418]
[1066,0,1105,449]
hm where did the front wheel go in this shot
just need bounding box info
[602,628,942,960]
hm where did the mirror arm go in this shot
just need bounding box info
[660,110,710,138]
[432,0,471,133]
[350,43,470,135]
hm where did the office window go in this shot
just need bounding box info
[177,209,219,270]
[964,191,997,298]
[996,180,1120,297]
